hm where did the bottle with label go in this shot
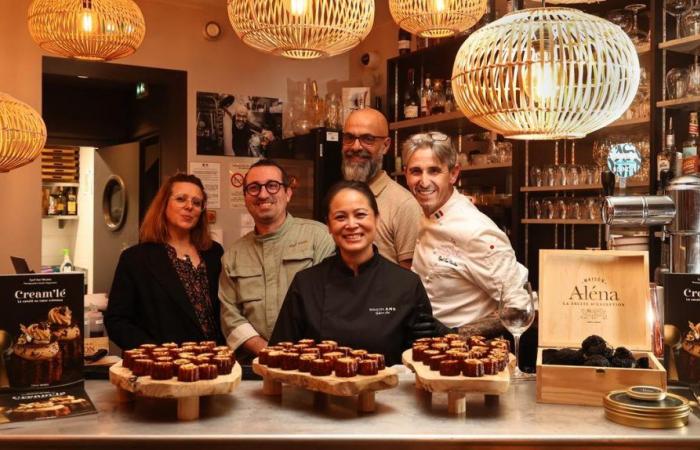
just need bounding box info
[398,28,411,56]
[444,79,455,113]
[67,187,78,215]
[47,188,58,215]
[430,79,446,115]
[55,187,66,216]
[60,249,74,273]
[403,68,420,120]
[658,117,673,181]
[420,73,432,117]
[682,112,699,175]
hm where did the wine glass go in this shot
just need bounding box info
[624,4,649,45]
[499,281,536,380]
[607,9,632,34]
[667,0,691,39]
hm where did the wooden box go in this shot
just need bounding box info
[536,250,666,406]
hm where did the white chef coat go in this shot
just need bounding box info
[412,189,529,328]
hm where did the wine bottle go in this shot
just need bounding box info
[682,112,699,175]
[398,28,411,56]
[403,69,420,120]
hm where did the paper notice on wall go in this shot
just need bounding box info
[189,162,221,209]
[229,160,254,208]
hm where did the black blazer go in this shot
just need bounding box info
[105,241,225,350]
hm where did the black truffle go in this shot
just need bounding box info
[613,346,634,360]
[583,354,611,367]
[611,356,635,368]
[581,335,613,359]
[635,356,650,369]
[543,348,586,366]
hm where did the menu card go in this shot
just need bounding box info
[0,274,96,423]
[663,273,700,384]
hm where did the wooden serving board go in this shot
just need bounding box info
[109,361,241,420]
[402,349,513,415]
[252,358,398,412]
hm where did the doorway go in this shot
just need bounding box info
[41,57,186,293]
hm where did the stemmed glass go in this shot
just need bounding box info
[667,0,691,39]
[499,282,537,380]
[625,4,649,44]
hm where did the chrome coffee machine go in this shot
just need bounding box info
[602,174,700,275]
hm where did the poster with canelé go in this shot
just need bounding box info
[0,273,96,423]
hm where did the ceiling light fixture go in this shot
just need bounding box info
[0,93,47,173]
[451,7,639,140]
[227,0,374,59]
[389,0,488,38]
[27,0,146,61]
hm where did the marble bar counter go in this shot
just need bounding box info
[1,372,699,450]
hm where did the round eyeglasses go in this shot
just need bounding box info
[243,180,286,196]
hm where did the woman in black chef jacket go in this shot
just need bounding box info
[269,180,450,365]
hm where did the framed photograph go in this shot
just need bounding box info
[341,87,370,125]
[196,92,283,157]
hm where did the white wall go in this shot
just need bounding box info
[74,147,95,292]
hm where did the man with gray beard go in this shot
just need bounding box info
[341,108,422,269]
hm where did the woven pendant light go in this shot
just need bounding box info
[28,0,146,61]
[0,93,47,173]
[389,0,488,38]
[452,7,639,140]
[227,0,375,59]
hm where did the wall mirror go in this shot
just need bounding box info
[103,175,127,231]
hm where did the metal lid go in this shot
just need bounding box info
[667,174,700,191]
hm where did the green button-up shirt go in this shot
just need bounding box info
[219,214,335,350]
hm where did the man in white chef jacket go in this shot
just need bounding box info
[403,132,529,336]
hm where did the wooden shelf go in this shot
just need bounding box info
[520,179,648,192]
[43,215,78,220]
[521,219,603,225]
[603,116,650,129]
[659,34,700,55]
[636,43,651,55]
[391,162,511,177]
[42,182,79,188]
[389,110,465,130]
[656,95,700,110]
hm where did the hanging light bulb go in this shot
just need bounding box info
[81,4,94,34]
[285,0,310,16]
[228,0,374,59]
[522,29,559,106]
[389,0,487,38]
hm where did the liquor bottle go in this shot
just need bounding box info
[444,80,455,113]
[420,73,432,117]
[47,188,57,215]
[55,187,66,216]
[67,187,77,215]
[682,112,699,175]
[60,249,74,273]
[430,79,446,115]
[403,68,420,119]
[398,28,411,56]
[658,117,673,181]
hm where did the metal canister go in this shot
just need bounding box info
[667,175,700,273]
[602,196,675,227]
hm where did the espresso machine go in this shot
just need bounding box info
[602,174,700,276]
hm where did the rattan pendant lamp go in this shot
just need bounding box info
[389,0,488,38]
[451,3,638,140]
[0,94,47,173]
[27,0,146,61]
[227,0,375,59]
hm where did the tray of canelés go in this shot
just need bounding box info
[109,341,241,420]
[252,339,398,412]
[402,334,514,414]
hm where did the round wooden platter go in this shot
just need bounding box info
[109,361,242,421]
[252,358,398,413]
[402,349,514,415]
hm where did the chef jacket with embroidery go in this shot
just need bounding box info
[412,189,528,328]
[270,248,433,365]
[219,214,335,351]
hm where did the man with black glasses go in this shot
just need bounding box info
[219,159,334,360]
[341,108,422,269]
